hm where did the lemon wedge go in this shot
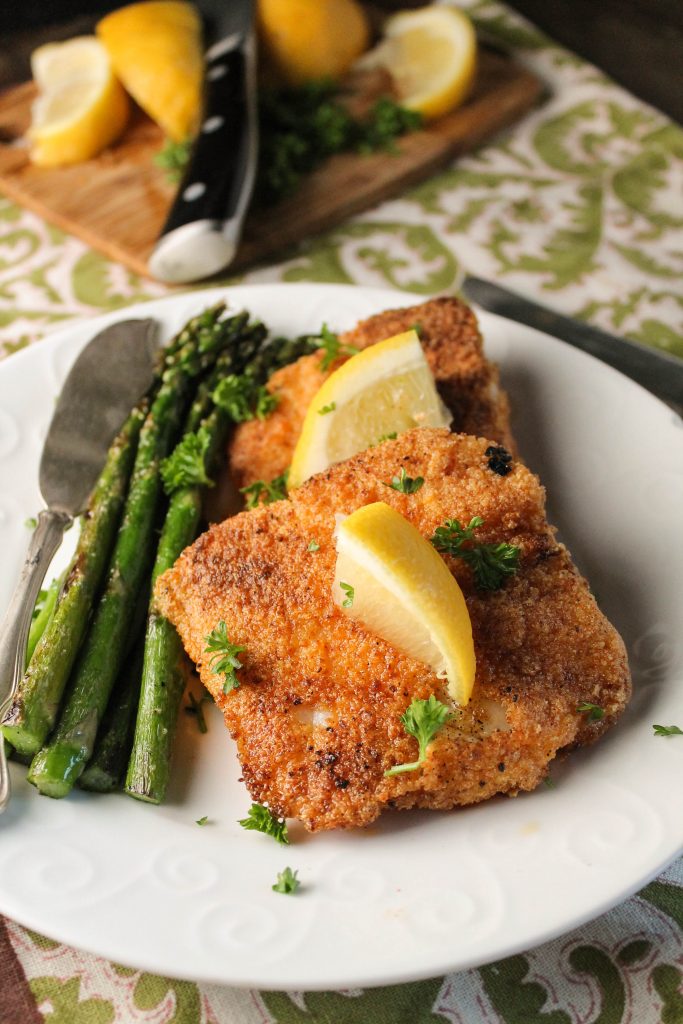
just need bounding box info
[97,1,203,142]
[358,5,477,120]
[334,502,476,704]
[28,37,129,167]
[288,329,451,489]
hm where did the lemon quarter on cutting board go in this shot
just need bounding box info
[334,502,476,705]
[358,4,477,120]
[257,0,370,85]
[28,37,129,167]
[288,329,451,489]
[97,0,203,142]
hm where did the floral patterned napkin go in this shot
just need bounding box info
[0,1,681,1021]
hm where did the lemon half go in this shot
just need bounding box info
[97,1,203,142]
[334,502,476,704]
[29,37,129,167]
[288,329,451,489]
[358,5,477,121]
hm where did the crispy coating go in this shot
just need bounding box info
[157,429,631,831]
[229,297,513,489]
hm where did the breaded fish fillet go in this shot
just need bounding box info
[229,297,513,489]
[156,429,630,831]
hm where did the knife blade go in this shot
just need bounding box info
[148,0,257,284]
[0,317,158,810]
[462,275,683,407]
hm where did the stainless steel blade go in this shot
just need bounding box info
[462,276,683,407]
[40,318,158,515]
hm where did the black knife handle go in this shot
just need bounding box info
[160,38,255,235]
[148,32,258,282]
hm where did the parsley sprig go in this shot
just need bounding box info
[239,802,289,844]
[576,702,605,721]
[272,866,300,895]
[339,582,354,608]
[316,323,359,371]
[653,724,683,737]
[240,470,289,509]
[160,427,214,496]
[385,695,452,777]
[204,621,245,693]
[154,136,192,183]
[213,374,279,423]
[385,467,424,494]
[431,516,520,591]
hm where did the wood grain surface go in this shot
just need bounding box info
[0,49,544,281]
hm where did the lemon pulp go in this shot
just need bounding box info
[334,502,476,705]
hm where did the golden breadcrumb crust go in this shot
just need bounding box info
[228,296,513,489]
[156,429,631,831]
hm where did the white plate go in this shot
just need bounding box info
[0,284,681,991]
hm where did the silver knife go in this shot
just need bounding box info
[148,0,258,284]
[0,318,158,810]
[462,276,683,407]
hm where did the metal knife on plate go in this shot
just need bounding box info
[462,276,683,408]
[149,0,258,285]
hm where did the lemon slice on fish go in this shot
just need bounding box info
[334,501,476,704]
[288,329,451,489]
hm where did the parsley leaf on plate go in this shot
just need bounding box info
[576,702,605,721]
[240,470,289,509]
[653,724,683,736]
[385,467,424,494]
[272,866,300,894]
[239,803,289,844]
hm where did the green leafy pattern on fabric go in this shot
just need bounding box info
[480,955,571,1024]
[262,977,447,1024]
[652,965,683,1024]
[639,881,683,930]
[132,974,202,1024]
[31,977,114,1024]
[567,946,625,1024]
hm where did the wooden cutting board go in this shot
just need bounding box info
[0,48,543,281]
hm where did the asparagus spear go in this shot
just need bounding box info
[124,330,313,803]
[26,573,65,667]
[2,406,146,755]
[26,313,251,797]
[78,636,145,792]
[124,328,266,803]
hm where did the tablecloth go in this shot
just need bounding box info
[0,1,681,1021]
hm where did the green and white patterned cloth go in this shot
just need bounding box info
[0,2,681,1021]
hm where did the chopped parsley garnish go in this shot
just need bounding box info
[256,82,423,207]
[213,374,279,422]
[307,539,320,552]
[204,621,245,693]
[240,470,289,509]
[410,322,423,338]
[385,695,452,777]
[431,516,521,591]
[316,323,359,371]
[185,691,210,733]
[485,445,513,477]
[24,516,37,530]
[196,815,209,826]
[339,581,354,608]
[543,775,556,789]
[576,702,605,721]
[653,724,683,737]
[376,432,398,444]
[318,402,336,415]
[385,467,424,494]
[239,802,289,844]
[272,866,300,895]
[154,136,192,183]
[160,427,214,495]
